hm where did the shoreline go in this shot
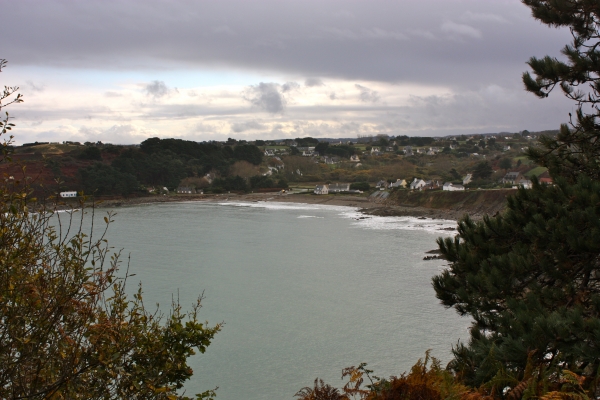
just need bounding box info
[92,191,488,222]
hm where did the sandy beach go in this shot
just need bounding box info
[93,191,484,222]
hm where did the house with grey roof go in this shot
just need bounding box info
[503,171,524,184]
[314,185,329,195]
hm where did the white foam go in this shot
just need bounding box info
[215,201,456,235]
[216,201,354,212]
[337,210,457,235]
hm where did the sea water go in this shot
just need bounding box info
[93,201,468,400]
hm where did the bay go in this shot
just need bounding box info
[97,201,468,400]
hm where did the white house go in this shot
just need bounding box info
[350,155,360,162]
[518,179,533,189]
[60,191,77,198]
[314,185,329,195]
[328,183,350,193]
[463,174,473,186]
[410,178,427,190]
[442,182,465,191]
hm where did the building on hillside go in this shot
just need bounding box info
[423,180,440,189]
[389,179,407,188]
[264,149,275,156]
[503,171,524,184]
[177,186,196,194]
[463,174,473,186]
[350,155,360,162]
[314,185,329,195]
[404,146,413,156]
[442,182,465,191]
[328,183,350,193]
[517,179,533,189]
[376,180,388,189]
[60,191,77,198]
[410,178,427,190]
[538,171,553,185]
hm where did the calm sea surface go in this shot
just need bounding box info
[92,201,468,400]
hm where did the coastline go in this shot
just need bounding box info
[93,191,493,222]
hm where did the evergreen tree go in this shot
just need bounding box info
[432,1,600,394]
[435,177,600,389]
[522,0,600,181]
[472,161,493,180]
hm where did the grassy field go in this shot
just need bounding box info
[14,143,84,154]
[524,166,547,177]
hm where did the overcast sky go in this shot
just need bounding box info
[0,0,576,144]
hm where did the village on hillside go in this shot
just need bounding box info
[4,130,554,200]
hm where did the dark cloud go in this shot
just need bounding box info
[1,0,572,87]
[355,84,379,103]
[145,81,170,98]
[305,78,324,87]
[281,81,300,92]
[242,82,286,114]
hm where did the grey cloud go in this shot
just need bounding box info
[463,11,510,24]
[243,82,286,114]
[145,80,170,98]
[441,21,482,39]
[2,0,573,87]
[361,28,408,41]
[282,81,300,92]
[329,92,337,100]
[305,78,324,87]
[24,81,45,93]
[105,91,122,97]
[355,84,379,103]
[231,120,267,132]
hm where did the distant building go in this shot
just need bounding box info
[60,191,77,198]
[328,183,350,193]
[538,171,553,185]
[376,180,388,189]
[442,182,465,191]
[518,179,533,189]
[503,171,524,185]
[177,187,196,194]
[314,185,329,195]
[350,155,360,162]
[410,178,427,190]
[463,174,473,186]
[389,179,407,188]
